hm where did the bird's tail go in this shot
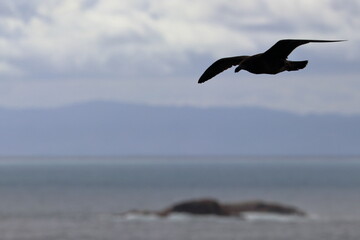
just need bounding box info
[286,60,308,71]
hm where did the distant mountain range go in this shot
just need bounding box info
[0,102,359,156]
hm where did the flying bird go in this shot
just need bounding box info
[198,39,345,84]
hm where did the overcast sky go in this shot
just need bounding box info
[0,0,359,114]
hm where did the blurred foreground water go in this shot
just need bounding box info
[0,156,359,240]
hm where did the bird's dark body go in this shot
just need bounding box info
[198,39,345,83]
[238,54,308,74]
[238,54,284,74]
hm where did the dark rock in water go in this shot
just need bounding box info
[122,198,306,217]
[223,200,306,216]
[160,198,228,216]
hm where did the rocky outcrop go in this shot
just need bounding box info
[222,200,306,216]
[123,198,306,217]
[159,198,228,216]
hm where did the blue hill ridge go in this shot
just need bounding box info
[0,102,359,156]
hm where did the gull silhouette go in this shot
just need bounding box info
[198,39,345,84]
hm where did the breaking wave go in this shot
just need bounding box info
[117,212,310,223]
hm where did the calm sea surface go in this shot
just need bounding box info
[0,156,359,240]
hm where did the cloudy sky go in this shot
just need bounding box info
[0,0,359,114]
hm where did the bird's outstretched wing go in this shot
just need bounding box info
[263,39,346,59]
[198,56,248,83]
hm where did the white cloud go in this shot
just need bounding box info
[0,61,22,75]
[0,0,359,113]
[1,0,358,71]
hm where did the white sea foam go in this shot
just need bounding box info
[166,213,193,221]
[242,212,307,222]
[119,212,227,222]
[118,212,310,223]
[121,213,161,221]
[119,213,195,222]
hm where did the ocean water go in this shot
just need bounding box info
[0,156,360,240]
